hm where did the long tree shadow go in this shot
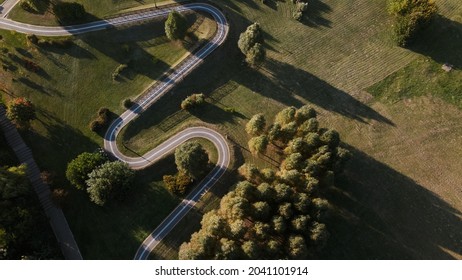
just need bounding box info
[321,144,462,259]
[408,15,462,69]
[301,0,332,28]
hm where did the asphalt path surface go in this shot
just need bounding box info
[0,2,230,260]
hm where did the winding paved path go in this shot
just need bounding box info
[0,2,230,259]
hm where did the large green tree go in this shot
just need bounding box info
[245,113,266,136]
[86,161,135,206]
[66,151,108,190]
[165,11,188,40]
[174,141,209,180]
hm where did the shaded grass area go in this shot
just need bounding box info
[322,145,462,259]
[368,15,462,108]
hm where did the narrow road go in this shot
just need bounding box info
[0,2,230,259]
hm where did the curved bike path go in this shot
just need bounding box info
[0,2,230,260]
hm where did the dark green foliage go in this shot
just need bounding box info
[66,151,107,190]
[53,1,86,25]
[165,11,188,40]
[387,0,438,46]
[174,141,209,180]
[86,161,135,206]
[179,105,348,259]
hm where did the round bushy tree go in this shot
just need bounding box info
[175,141,209,180]
[66,152,107,190]
[86,161,135,206]
[7,97,36,128]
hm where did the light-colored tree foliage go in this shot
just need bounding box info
[245,113,266,136]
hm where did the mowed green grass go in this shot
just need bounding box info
[0,13,214,258]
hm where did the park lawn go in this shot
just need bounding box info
[8,0,182,26]
[116,0,462,259]
[0,12,216,258]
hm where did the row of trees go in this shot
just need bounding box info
[66,151,135,206]
[388,0,438,46]
[178,105,350,259]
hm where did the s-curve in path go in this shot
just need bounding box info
[1,2,230,259]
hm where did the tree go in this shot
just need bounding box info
[248,135,269,155]
[86,161,135,206]
[245,113,266,136]
[7,97,36,128]
[387,0,438,46]
[66,152,107,190]
[180,93,205,110]
[238,23,266,66]
[275,106,296,125]
[165,11,188,40]
[238,23,263,54]
[245,43,266,66]
[175,141,209,180]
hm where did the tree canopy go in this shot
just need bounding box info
[86,161,135,206]
[238,23,266,66]
[165,11,188,40]
[66,151,108,190]
[387,0,438,46]
[174,141,209,180]
[6,97,36,128]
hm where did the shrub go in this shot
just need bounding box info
[180,93,206,110]
[112,64,128,81]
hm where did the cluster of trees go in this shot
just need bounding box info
[387,0,438,46]
[238,23,266,66]
[178,105,350,259]
[66,151,135,206]
[0,134,58,259]
[165,11,188,41]
[163,141,209,196]
[180,93,206,110]
[6,97,36,130]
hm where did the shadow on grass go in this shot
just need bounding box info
[408,15,462,69]
[321,144,462,259]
